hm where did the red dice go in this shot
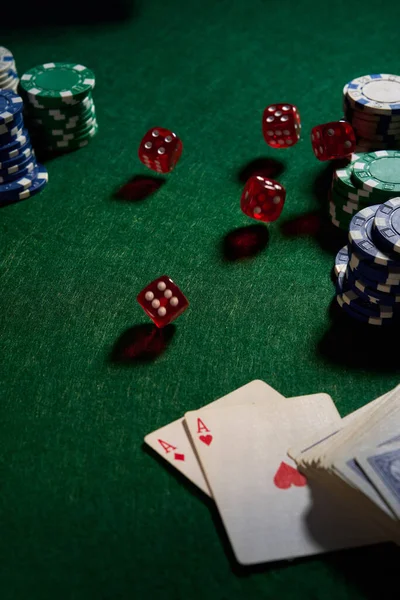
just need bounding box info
[311,120,356,161]
[138,127,183,173]
[137,275,189,328]
[262,104,301,148]
[240,176,286,222]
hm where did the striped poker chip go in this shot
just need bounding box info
[344,74,400,115]
[0,89,23,125]
[373,197,400,256]
[348,205,399,266]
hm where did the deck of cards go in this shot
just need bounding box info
[144,380,400,566]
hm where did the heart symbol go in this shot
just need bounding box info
[273,461,307,489]
[199,434,213,446]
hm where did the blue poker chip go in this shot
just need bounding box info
[0,125,23,146]
[336,270,394,317]
[345,268,400,305]
[334,246,350,277]
[0,145,33,170]
[0,130,30,160]
[0,164,39,200]
[0,112,22,135]
[0,149,34,175]
[348,247,400,284]
[348,205,399,266]
[0,164,48,205]
[336,294,391,325]
[0,158,36,184]
[0,90,23,125]
[348,258,400,294]
[373,197,400,257]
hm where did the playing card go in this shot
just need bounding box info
[356,441,400,520]
[288,389,394,466]
[185,394,385,565]
[331,387,400,517]
[144,380,285,495]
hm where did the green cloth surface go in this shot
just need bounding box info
[1,1,400,598]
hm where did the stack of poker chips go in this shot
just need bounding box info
[0,90,48,206]
[333,201,400,326]
[329,150,400,231]
[0,46,19,92]
[18,62,98,153]
[343,74,400,151]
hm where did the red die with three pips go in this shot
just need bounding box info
[241,175,286,222]
[311,120,356,160]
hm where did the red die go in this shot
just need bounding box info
[262,104,301,148]
[138,127,183,173]
[311,120,356,161]
[241,175,286,222]
[137,275,189,328]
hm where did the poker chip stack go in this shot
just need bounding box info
[333,200,400,326]
[329,149,400,231]
[18,62,98,154]
[0,90,48,206]
[0,46,19,92]
[343,74,400,152]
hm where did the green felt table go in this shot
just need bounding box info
[1,1,400,598]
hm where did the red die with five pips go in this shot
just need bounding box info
[262,103,301,148]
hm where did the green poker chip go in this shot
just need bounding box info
[48,117,97,140]
[26,96,94,123]
[20,63,95,107]
[328,198,353,230]
[333,155,372,200]
[47,123,99,150]
[330,192,360,217]
[330,181,374,213]
[31,106,96,131]
[352,150,400,197]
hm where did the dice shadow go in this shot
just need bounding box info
[109,323,176,364]
[280,161,348,254]
[113,175,166,203]
[317,299,400,372]
[236,157,285,184]
[221,224,269,261]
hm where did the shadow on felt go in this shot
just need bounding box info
[236,157,285,184]
[303,477,399,600]
[280,162,348,255]
[109,323,175,364]
[317,300,400,372]
[113,175,166,203]
[221,224,269,261]
[325,542,400,600]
